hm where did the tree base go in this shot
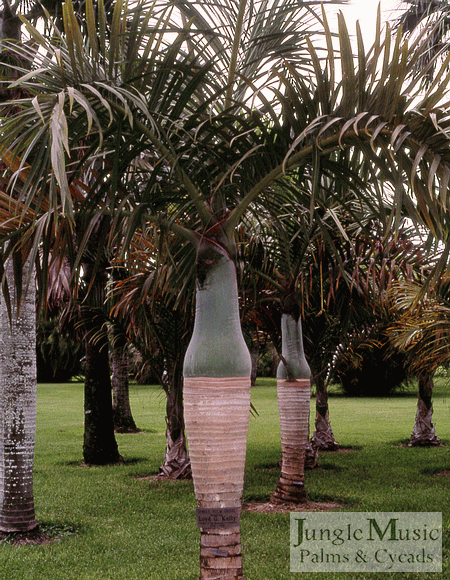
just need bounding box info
[312,412,339,451]
[408,401,441,447]
[270,479,307,504]
[312,439,340,451]
[408,436,442,447]
[113,410,140,434]
[114,425,141,434]
[0,525,49,546]
[199,529,243,580]
[159,430,192,479]
[159,462,192,480]
[82,454,125,467]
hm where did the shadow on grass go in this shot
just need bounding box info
[244,492,272,503]
[133,472,194,485]
[0,521,84,546]
[39,521,85,539]
[254,462,280,471]
[306,493,355,508]
[319,445,362,453]
[392,438,447,448]
[243,492,353,512]
[314,463,345,472]
[320,387,421,399]
[64,457,148,467]
[421,466,450,476]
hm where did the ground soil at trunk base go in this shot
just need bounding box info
[242,500,342,514]
[434,470,450,477]
[0,528,51,546]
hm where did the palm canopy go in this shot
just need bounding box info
[274,9,450,229]
[394,0,450,75]
[167,0,346,109]
[389,273,450,376]
[2,1,450,277]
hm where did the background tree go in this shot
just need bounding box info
[110,267,140,434]
[330,222,429,396]
[389,274,449,446]
[79,231,122,465]
[36,317,84,382]
[111,232,195,478]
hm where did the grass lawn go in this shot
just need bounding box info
[0,378,448,580]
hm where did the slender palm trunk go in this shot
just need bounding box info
[249,330,259,386]
[311,374,339,451]
[112,333,139,433]
[271,313,311,504]
[160,369,191,479]
[408,374,441,447]
[0,257,38,532]
[183,251,251,580]
[83,338,122,465]
[304,438,318,470]
[82,266,121,465]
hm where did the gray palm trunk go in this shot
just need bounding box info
[183,249,251,580]
[271,313,311,504]
[0,257,38,532]
[408,374,441,447]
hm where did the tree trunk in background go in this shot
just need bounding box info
[271,313,311,504]
[82,266,121,465]
[160,370,191,480]
[83,338,122,465]
[183,251,251,580]
[305,437,318,470]
[112,331,139,433]
[249,330,259,386]
[311,374,339,451]
[408,374,441,447]
[0,257,38,532]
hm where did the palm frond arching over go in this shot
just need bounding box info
[389,275,450,376]
[170,0,347,108]
[255,10,450,246]
[3,3,450,260]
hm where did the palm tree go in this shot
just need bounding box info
[240,175,376,496]
[4,3,450,577]
[0,252,38,534]
[80,240,122,465]
[238,198,319,502]
[389,274,450,445]
[110,233,195,478]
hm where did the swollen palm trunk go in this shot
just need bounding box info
[183,253,251,580]
[271,313,311,504]
[0,259,38,532]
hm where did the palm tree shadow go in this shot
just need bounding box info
[64,457,147,467]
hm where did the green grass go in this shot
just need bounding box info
[0,378,448,580]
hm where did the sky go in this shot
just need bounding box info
[328,0,407,41]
